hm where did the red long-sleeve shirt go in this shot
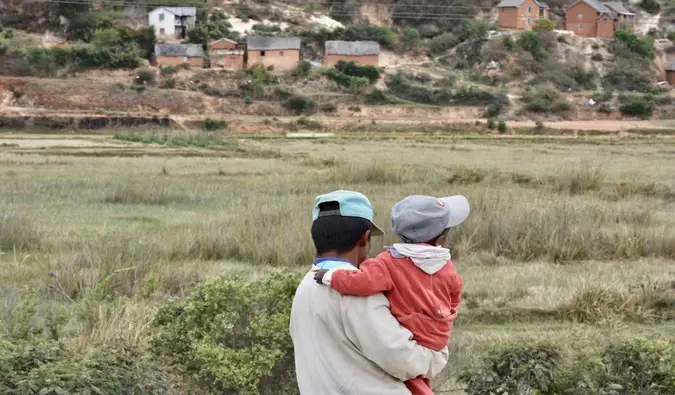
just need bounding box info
[328,250,463,352]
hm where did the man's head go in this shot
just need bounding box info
[311,190,384,266]
[391,195,470,246]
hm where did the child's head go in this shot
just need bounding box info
[391,195,470,246]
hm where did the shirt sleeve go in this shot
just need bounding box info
[450,274,463,310]
[341,293,449,381]
[323,258,393,297]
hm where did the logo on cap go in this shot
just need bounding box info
[436,199,445,207]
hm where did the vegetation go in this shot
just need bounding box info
[283,94,316,115]
[619,94,655,118]
[521,84,573,114]
[345,24,396,47]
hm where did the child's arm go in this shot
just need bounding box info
[450,274,463,310]
[315,258,393,296]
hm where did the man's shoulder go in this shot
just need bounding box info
[296,270,390,308]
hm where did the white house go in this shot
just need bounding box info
[148,7,197,39]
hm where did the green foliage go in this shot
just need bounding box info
[386,72,495,106]
[497,120,507,133]
[3,28,15,39]
[486,118,496,129]
[592,53,604,61]
[518,31,548,60]
[346,24,396,47]
[334,61,380,83]
[619,94,655,118]
[639,0,661,14]
[429,32,458,54]
[401,27,421,50]
[206,20,240,41]
[603,60,653,91]
[284,95,316,115]
[90,27,122,47]
[295,60,312,77]
[522,85,573,114]
[151,273,301,394]
[461,343,561,395]
[320,103,337,113]
[247,65,273,92]
[160,66,178,77]
[614,30,655,60]
[600,339,675,394]
[486,89,509,118]
[135,68,156,85]
[188,28,209,51]
[203,118,227,131]
[533,18,557,32]
[252,23,282,35]
[0,44,7,56]
[592,90,614,102]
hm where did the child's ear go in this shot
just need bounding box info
[359,230,371,246]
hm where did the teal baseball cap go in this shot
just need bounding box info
[312,190,384,236]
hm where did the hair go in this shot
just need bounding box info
[401,228,450,245]
[311,201,372,256]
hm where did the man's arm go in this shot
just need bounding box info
[341,293,449,381]
[319,258,393,296]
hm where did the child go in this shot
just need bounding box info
[314,195,470,395]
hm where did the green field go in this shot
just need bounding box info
[1,131,674,394]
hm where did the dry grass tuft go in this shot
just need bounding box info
[103,182,195,205]
[551,164,606,195]
[0,212,40,252]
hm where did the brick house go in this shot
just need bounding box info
[496,0,550,30]
[324,41,380,67]
[666,62,675,87]
[246,36,301,71]
[148,7,196,39]
[154,44,204,67]
[566,0,636,38]
[210,38,245,70]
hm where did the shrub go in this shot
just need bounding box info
[284,94,316,115]
[401,27,420,50]
[429,32,457,54]
[160,77,176,89]
[619,95,654,118]
[592,42,601,50]
[597,103,613,113]
[603,60,653,91]
[600,339,675,394]
[203,118,227,131]
[497,120,507,133]
[0,43,6,56]
[591,53,604,61]
[295,60,312,77]
[160,66,178,77]
[639,0,661,14]
[90,27,122,47]
[247,65,273,91]
[518,31,548,60]
[135,68,156,85]
[150,273,301,394]
[592,90,614,102]
[485,89,509,117]
[486,118,496,129]
[614,30,654,60]
[3,28,14,39]
[522,84,573,114]
[533,18,557,31]
[320,103,337,113]
[334,60,380,83]
[345,24,396,47]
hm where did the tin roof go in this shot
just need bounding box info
[153,7,197,16]
[246,36,301,50]
[666,62,675,72]
[496,0,549,9]
[154,43,204,57]
[325,41,380,56]
[570,0,634,16]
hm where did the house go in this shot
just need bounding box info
[210,38,245,70]
[148,7,196,39]
[154,43,204,67]
[246,36,301,71]
[566,0,636,38]
[666,62,675,87]
[496,0,550,30]
[323,41,380,67]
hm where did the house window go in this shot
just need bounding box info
[261,50,266,56]
[527,18,532,25]
[280,51,284,56]
[527,6,532,12]
[159,28,165,35]
[578,24,583,29]
[604,17,608,23]
[577,13,583,20]
[159,13,165,21]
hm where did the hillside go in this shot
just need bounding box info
[1,0,675,129]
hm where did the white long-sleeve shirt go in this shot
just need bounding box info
[290,261,449,395]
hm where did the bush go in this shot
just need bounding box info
[592,42,601,50]
[614,30,654,60]
[160,66,178,77]
[320,103,337,113]
[0,44,6,56]
[619,95,654,118]
[497,120,507,133]
[518,31,548,60]
[533,18,557,32]
[151,273,301,394]
[429,32,457,54]
[598,103,613,113]
[247,65,273,91]
[485,89,509,117]
[3,28,14,39]
[603,60,653,91]
[522,84,573,114]
[284,94,316,115]
[592,53,604,61]
[135,68,156,85]
[486,119,496,129]
[203,118,227,131]
[295,60,312,77]
[345,24,396,47]
[334,60,380,83]
[401,27,420,50]
[639,0,661,14]
[90,27,122,47]
[160,77,176,89]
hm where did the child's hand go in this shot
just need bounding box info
[314,269,329,285]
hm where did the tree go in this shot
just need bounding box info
[533,18,557,32]
[90,28,121,47]
[401,27,420,50]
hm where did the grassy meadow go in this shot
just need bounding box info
[1,131,674,393]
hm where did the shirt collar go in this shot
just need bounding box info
[312,257,356,270]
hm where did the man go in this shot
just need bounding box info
[290,190,449,395]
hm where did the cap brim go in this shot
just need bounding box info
[371,222,385,236]
[439,195,470,228]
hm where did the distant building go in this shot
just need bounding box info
[496,0,550,30]
[324,41,380,67]
[566,0,635,38]
[246,36,301,71]
[148,7,196,39]
[154,43,204,67]
[666,62,675,87]
[210,38,245,70]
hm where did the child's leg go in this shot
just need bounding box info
[405,377,434,395]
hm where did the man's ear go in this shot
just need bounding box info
[359,230,371,247]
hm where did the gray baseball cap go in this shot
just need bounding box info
[391,195,470,243]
